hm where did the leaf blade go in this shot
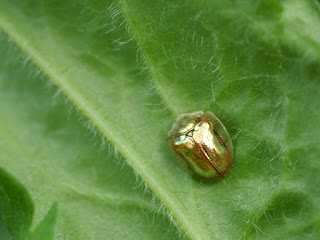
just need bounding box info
[0,0,319,239]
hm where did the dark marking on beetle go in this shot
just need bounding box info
[186,130,193,137]
[213,129,219,136]
[222,141,227,148]
[211,126,228,149]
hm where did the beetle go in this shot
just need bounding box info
[168,111,233,180]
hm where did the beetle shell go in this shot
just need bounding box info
[168,111,233,180]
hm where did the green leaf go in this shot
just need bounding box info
[0,216,12,240]
[0,35,179,239]
[31,203,58,240]
[0,0,320,239]
[0,168,32,239]
[0,168,57,240]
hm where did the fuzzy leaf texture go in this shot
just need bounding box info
[0,0,320,239]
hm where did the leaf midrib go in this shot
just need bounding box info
[0,15,199,240]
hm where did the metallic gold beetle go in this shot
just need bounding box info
[168,111,233,180]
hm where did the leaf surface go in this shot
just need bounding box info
[0,0,320,239]
[0,35,178,239]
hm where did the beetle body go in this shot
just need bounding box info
[168,111,233,180]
